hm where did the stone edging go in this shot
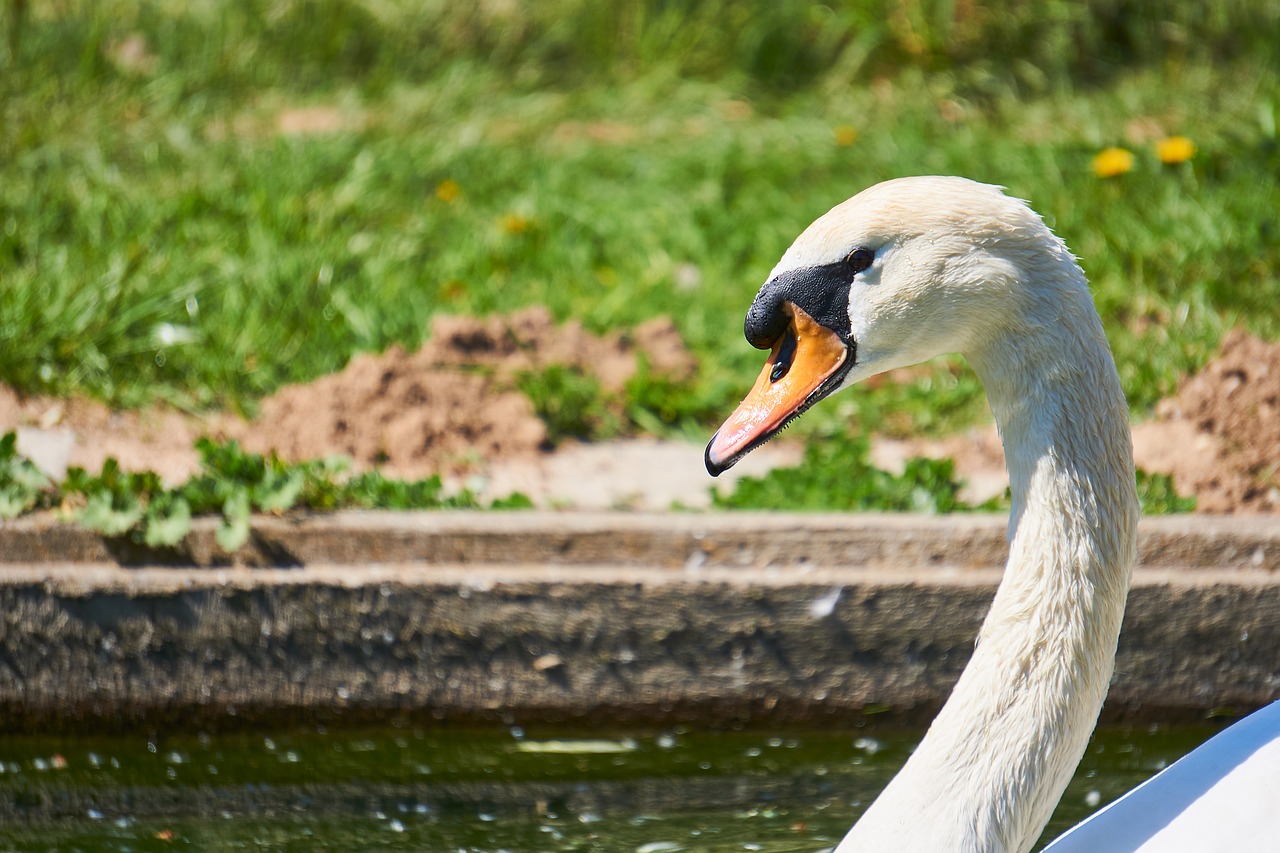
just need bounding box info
[0,512,1276,731]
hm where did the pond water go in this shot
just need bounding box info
[0,720,1220,852]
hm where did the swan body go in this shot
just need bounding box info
[704,176,1278,851]
[1044,698,1280,851]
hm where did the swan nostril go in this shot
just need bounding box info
[770,328,798,382]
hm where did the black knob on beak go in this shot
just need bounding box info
[744,283,789,349]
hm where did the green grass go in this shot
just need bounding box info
[711,436,1195,516]
[1,1,1277,507]
[518,367,621,447]
[711,435,990,514]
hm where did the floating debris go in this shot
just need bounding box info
[516,738,638,755]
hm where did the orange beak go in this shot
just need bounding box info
[706,302,851,475]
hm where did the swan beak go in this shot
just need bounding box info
[706,303,850,476]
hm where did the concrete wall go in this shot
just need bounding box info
[1,512,1277,731]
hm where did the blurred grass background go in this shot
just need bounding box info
[2,0,1278,443]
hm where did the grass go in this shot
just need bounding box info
[711,435,989,514]
[1,1,1276,510]
[711,435,1195,516]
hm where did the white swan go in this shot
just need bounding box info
[704,176,1280,852]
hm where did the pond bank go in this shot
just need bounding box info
[1,512,1277,733]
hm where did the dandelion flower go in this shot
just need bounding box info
[834,124,858,146]
[1092,147,1134,178]
[1156,136,1196,164]
[501,213,531,235]
[435,179,461,203]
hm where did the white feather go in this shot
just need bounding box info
[749,177,1278,852]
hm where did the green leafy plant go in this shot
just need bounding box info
[1135,468,1197,514]
[715,437,1199,515]
[178,438,306,549]
[13,433,528,552]
[62,460,153,536]
[142,491,193,549]
[301,466,478,511]
[712,434,990,513]
[0,432,52,518]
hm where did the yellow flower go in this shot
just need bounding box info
[834,124,858,146]
[500,213,531,235]
[435,179,461,203]
[1156,136,1196,164]
[1092,147,1134,178]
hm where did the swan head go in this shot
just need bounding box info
[706,175,1082,475]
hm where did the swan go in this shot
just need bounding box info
[704,176,1280,852]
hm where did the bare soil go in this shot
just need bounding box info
[884,329,1280,514]
[0,391,210,484]
[229,307,696,480]
[4,317,1278,513]
[1149,329,1280,512]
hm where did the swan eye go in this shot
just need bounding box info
[845,248,875,275]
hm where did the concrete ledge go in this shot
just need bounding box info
[5,510,1280,571]
[1,512,1277,731]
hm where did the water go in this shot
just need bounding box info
[0,721,1219,852]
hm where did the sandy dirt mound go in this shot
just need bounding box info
[882,330,1280,513]
[418,307,695,391]
[230,307,696,477]
[230,349,543,480]
[1146,329,1280,512]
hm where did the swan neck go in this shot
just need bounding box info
[973,308,1140,848]
[840,290,1140,853]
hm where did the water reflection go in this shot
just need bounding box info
[0,722,1218,852]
